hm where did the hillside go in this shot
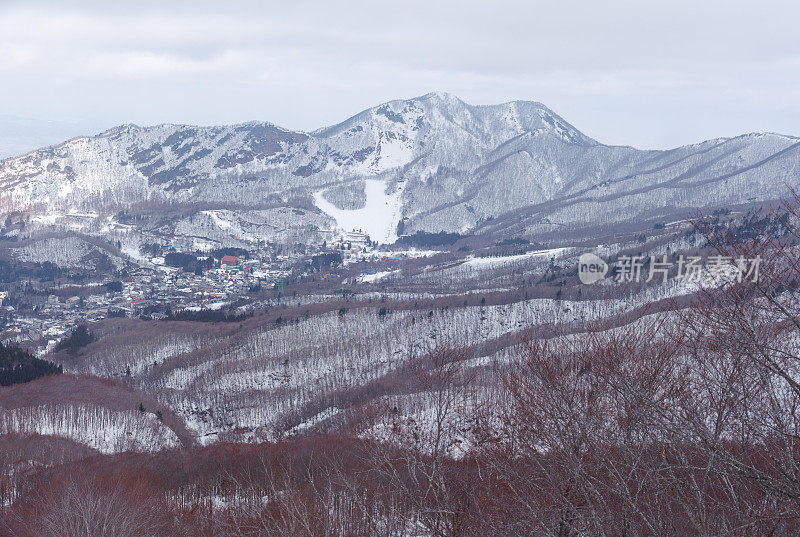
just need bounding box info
[1,93,797,250]
[0,374,195,453]
[0,343,61,387]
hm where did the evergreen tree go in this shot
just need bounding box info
[0,343,62,387]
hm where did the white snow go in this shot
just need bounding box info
[463,247,568,268]
[32,213,62,225]
[184,301,231,311]
[359,270,400,283]
[203,210,233,230]
[373,137,414,171]
[0,405,180,454]
[313,179,405,244]
[122,245,152,265]
[14,237,91,267]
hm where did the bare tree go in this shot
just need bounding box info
[367,343,476,537]
[5,471,171,537]
[676,197,800,532]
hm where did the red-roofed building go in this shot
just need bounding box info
[221,255,238,266]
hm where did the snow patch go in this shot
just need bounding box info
[313,179,405,244]
[463,247,568,268]
[359,270,400,283]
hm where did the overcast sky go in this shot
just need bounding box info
[1,0,799,156]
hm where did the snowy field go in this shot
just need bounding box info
[313,179,405,244]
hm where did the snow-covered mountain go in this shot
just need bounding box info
[2,92,799,244]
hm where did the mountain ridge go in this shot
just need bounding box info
[1,93,798,246]
[5,91,799,163]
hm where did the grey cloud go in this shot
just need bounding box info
[0,0,798,152]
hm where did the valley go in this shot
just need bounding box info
[1,93,799,536]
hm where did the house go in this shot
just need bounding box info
[221,255,238,266]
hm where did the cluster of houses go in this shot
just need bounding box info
[320,229,373,262]
[0,229,391,353]
[0,250,293,353]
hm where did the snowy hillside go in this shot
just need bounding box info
[1,92,799,244]
[0,374,194,453]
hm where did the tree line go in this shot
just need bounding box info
[4,200,800,535]
[0,343,62,387]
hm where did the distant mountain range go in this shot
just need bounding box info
[1,92,798,244]
[0,115,105,160]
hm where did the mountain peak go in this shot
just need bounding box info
[3,93,798,242]
[418,91,464,104]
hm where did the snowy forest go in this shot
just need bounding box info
[0,199,800,536]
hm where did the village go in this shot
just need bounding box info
[0,229,381,354]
